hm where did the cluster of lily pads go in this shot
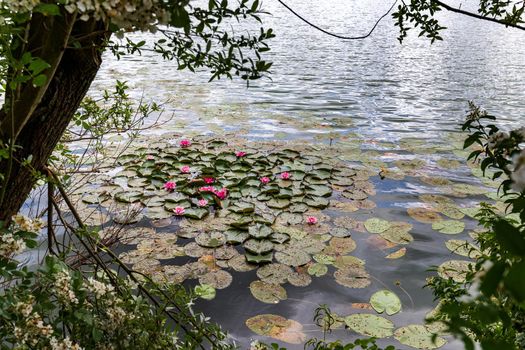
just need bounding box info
[63,130,510,350]
[246,289,447,349]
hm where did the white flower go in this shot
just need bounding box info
[511,150,525,193]
[86,277,114,298]
[487,131,509,150]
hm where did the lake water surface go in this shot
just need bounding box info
[89,1,525,348]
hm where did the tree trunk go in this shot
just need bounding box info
[0,19,108,222]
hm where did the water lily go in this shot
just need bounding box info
[181,165,191,173]
[215,188,228,200]
[198,199,208,207]
[180,139,191,148]
[163,181,176,191]
[236,151,247,157]
[173,207,185,216]
[307,216,318,225]
[146,155,154,160]
[260,176,270,184]
[199,186,215,192]
[203,177,215,184]
[280,172,291,180]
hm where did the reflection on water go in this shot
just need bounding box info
[90,1,523,348]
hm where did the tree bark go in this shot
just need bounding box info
[0,19,108,222]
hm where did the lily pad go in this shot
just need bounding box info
[334,267,371,288]
[287,272,312,287]
[344,314,394,338]
[249,223,273,239]
[307,263,328,277]
[431,220,465,235]
[407,207,442,224]
[245,251,274,264]
[364,218,391,234]
[243,239,274,254]
[194,284,216,300]
[249,281,287,304]
[328,237,357,254]
[370,290,402,315]
[198,270,233,289]
[195,232,226,248]
[385,247,407,259]
[274,248,311,267]
[256,263,293,284]
[394,325,447,349]
[245,314,306,344]
[445,239,481,258]
[437,260,473,283]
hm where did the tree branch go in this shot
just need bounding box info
[433,0,525,31]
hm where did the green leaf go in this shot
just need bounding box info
[194,284,216,300]
[370,290,402,315]
[493,220,525,256]
[32,74,47,87]
[504,261,525,302]
[344,314,394,338]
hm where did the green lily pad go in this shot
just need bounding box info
[394,325,447,349]
[224,229,249,244]
[380,224,414,244]
[184,208,209,219]
[364,218,391,234]
[194,284,216,300]
[304,196,330,209]
[228,254,257,272]
[313,253,336,265]
[431,220,465,235]
[243,238,274,254]
[245,251,274,264]
[307,263,328,277]
[249,281,287,304]
[370,290,402,315]
[445,239,481,258]
[344,314,394,338]
[249,223,273,239]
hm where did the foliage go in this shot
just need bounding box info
[426,103,525,350]
[392,0,525,43]
[0,216,234,349]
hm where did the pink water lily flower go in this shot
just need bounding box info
[173,207,185,216]
[181,165,191,174]
[163,181,176,192]
[260,177,270,184]
[203,177,215,184]
[146,155,154,160]
[180,139,191,148]
[307,216,318,225]
[215,188,228,200]
[236,151,247,157]
[280,172,291,180]
[199,186,216,192]
[198,199,209,207]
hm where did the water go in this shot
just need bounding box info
[89,1,524,349]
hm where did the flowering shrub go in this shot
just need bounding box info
[426,103,525,350]
[0,216,234,349]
